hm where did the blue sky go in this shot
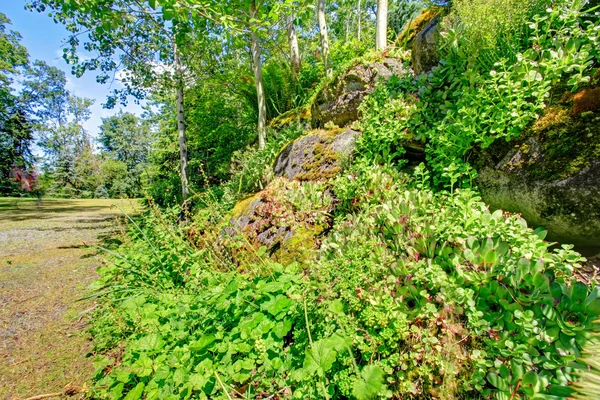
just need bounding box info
[2,1,144,138]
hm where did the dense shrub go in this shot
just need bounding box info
[89,164,598,399]
[358,1,600,186]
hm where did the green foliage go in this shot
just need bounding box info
[227,124,304,196]
[356,74,416,165]
[0,107,36,196]
[0,12,28,113]
[389,0,426,35]
[441,0,555,71]
[89,164,599,399]
[358,1,600,186]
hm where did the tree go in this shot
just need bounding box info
[0,13,29,119]
[28,0,195,200]
[0,107,35,195]
[98,111,153,197]
[376,0,389,50]
[317,0,331,77]
[20,61,99,197]
[0,13,34,195]
[286,11,301,75]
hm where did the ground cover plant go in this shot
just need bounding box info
[87,162,600,399]
[79,1,600,399]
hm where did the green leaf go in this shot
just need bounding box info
[137,334,164,352]
[352,365,385,400]
[123,382,145,400]
[131,354,153,377]
[261,295,293,316]
[303,339,337,377]
[148,0,157,9]
[487,372,510,392]
[533,272,548,289]
[522,371,539,386]
[189,335,215,351]
[484,250,497,266]
[547,384,575,396]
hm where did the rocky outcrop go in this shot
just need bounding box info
[412,15,441,76]
[474,101,600,255]
[273,128,360,181]
[224,179,333,264]
[396,7,442,49]
[311,59,405,128]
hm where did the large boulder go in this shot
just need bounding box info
[273,128,360,181]
[311,59,405,128]
[412,15,441,76]
[395,7,442,49]
[224,179,333,264]
[474,96,600,256]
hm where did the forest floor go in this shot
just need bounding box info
[0,198,142,400]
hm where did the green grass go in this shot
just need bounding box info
[0,197,143,399]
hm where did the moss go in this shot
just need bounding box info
[274,224,326,265]
[571,87,600,116]
[478,98,600,182]
[395,7,443,48]
[269,105,311,129]
[231,192,262,218]
[295,131,343,181]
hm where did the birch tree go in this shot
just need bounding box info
[376,0,388,50]
[317,0,331,77]
[287,12,301,75]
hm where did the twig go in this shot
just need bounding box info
[510,378,522,400]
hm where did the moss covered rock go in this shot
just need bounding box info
[412,15,441,76]
[475,96,600,255]
[224,179,333,264]
[311,59,405,128]
[273,128,359,181]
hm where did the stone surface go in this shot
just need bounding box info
[224,179,333,264]
[273,128,360,181]
[474,103,600,255]
[311,59,405,128]
[412,15,441,76]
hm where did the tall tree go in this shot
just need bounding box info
[28,0,196,200]
[287,12,301,76]
[20,61,98,196]
[249,1,268,150]
[357,0,362,41]
[0,13,29,119]
[0,107,35,195]
[99,111,153,197]
[317,0,331,77]
[0,13,33,195]
[376,0,389,50]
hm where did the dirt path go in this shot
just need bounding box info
[0,198,142,400]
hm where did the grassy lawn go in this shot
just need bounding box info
[0,198,142,400]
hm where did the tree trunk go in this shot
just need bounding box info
[317,0,331,78]
[287,13,301,76]
[250,3,267,150]
[357,0,362,41]
[376,0,388,51]
[174,43,189,200]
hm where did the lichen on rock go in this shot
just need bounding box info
[311,59,405,128]
[273,128,360,181]
[474,92,600,255]
[224,178,334,264]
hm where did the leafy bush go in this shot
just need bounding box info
[358,2,600,186]
[89,164,598,399]
[227,124,304,196]
[389,0,426,36]
[441,0,556,71]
